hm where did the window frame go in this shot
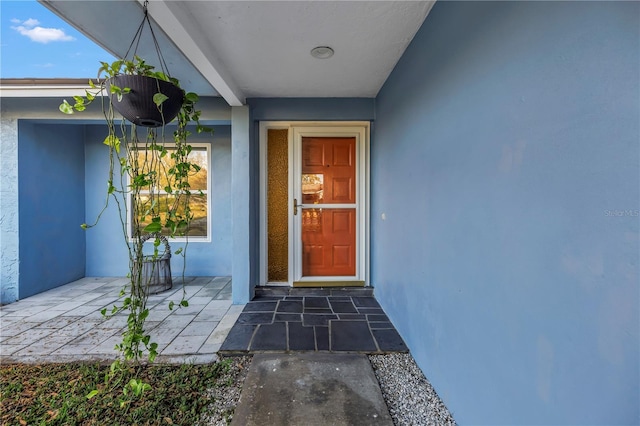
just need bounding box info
[127,142,212,243]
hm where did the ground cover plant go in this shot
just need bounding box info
[0,358,244,425]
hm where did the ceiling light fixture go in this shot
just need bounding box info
[310,46,334,59]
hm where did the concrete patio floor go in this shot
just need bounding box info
[0,276,243,364]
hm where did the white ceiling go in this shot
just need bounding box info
[41,0,435,106]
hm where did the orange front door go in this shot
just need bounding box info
[300,137,357,276]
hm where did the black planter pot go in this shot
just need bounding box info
[106,74,185,127]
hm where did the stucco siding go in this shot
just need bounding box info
[373,1,639,424]
[1,119,19,303]
[17,122,86,299]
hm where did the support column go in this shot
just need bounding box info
[0,119,19,303]
[231,106,253,304]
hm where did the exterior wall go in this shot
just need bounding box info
[248,98,375,122]
[84,124,233,277]
[373,1,639,425]
[17,122,86,299]
[0,119,19,303]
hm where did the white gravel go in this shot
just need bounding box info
[369,353,457,426]
[203,353,456,425]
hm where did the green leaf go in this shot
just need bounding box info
[86,390,99,399]
[153,92,169,106]
[143,222,162,233]
[59,100,74,114]
[180,300,189,307]
[168,301,175,310]
[103,135,121,154]
[185,92,199,102]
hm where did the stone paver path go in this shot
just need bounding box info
[0,277,242,364]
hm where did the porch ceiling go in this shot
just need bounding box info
[40,0,435,106]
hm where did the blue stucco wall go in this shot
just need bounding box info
[17,122,86,299]
[373,2,639,425]
[84,124,232,277]
[247,98,375,122]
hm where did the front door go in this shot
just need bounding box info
[261,123,369,287]
[299,136,357,277]
[291,126,367,286]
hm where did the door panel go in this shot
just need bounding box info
[301,136,357,277]
[301,208,356,276]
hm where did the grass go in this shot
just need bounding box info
[0,359,238,425]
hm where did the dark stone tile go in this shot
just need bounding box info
[288,322,316,351]
[277,300,303,313]
[243,301,277,312]
[284,296,303,300]
[250,323,287,351]
[329,301,358,313]
[304,297,330,309]
[303,314,338,326]
[367,314,389,322]
[331,288,373,296]
[331,321,377,352]
[274,313,302,322]
[237,312,274,325]
[372,329,408,352]
[328,296,352,302]
[338,314,367,320]
[315,326,329,350]
[352,297,381,308]
[253,296,284,301]
[220,324,257,351]
[291,288,330,296]
[369,322,394,330]
[357,308,384,315]
[255,287,290,297]
[303,308,333,314]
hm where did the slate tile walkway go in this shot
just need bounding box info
[219,287,408,354]
[0,276,242,364]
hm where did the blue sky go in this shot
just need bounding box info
[1,0,115,78]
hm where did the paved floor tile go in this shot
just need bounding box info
[220,324,257,351]
[0,344,29,356]
[1,277,237,363]
[250,323,287,351]
[219,288,408,354]
[161,334,208,355]
[331,321,377,352]
[277,300,303,313]
[372,329,408,352]
[288,322,315,351]
[243,301,278,312]
[304,297,330,309]
[179,321,217,337]
[315,326,330,350]
[237,312,274,325]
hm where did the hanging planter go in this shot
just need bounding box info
[106,74,184,127]
[57,0,213,374]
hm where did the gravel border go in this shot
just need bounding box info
[369,353,457,426]
[202,353,456,426]
[202,356,252,425]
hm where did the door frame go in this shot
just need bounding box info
[259,121,370,287]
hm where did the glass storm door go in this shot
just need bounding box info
[296,137,357,278]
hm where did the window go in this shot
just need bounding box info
[129,143,210,241]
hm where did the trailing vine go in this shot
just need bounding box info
[60,56,212,402]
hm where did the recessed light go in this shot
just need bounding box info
[310,46,334,59]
